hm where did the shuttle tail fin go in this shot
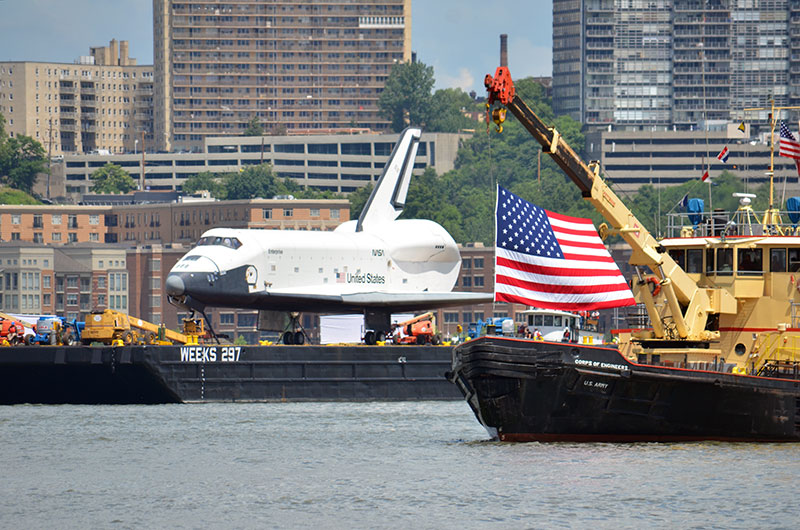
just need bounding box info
[356,127,422,232]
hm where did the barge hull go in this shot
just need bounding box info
[0,345,459,405]
[450,337,800,442]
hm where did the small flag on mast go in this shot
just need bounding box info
[737,122,746,134]
[717,146,729,163]
[778,121,800,178]
[701,170,710,182]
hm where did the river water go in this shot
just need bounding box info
[1,401,797,529]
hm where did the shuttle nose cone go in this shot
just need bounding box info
[165,274,185,296]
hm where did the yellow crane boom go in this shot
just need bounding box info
[484,67,735,342]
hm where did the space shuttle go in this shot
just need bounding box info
[165,127,492,344]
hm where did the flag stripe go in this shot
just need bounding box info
[494,186,635,311]
[497,253,622,273]
[496,266,629,286]
[495,291,635,311]
[497,274,633,295]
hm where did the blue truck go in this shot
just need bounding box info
[25,316,85,346]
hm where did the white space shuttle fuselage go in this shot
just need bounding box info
[165,128,492,333]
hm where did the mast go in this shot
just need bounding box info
[743,98,800,233]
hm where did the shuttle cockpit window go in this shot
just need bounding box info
[197,236,242,249]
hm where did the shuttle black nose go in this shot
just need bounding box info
[165,274,185,296]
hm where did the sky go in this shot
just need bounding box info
[0,0,552,93]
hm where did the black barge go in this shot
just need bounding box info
[448,336,800,442]
[0,344,459,404]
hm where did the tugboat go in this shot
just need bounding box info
[447,63,800,442]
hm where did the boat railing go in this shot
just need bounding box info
[665,210,800,238]
[748,331,800,376]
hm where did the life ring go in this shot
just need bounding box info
[645,276,661,297]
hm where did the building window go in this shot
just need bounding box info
[237,313,258,327]
[474,258,484,269]
[33,233,43,243]
[220,313,235,325]
[11,233,20,240]
[66,293,78,305]
[89,233,99,242]
[474,276,485,287]
[462,276,472,287]
[444,312,460,323]
[330,209,340,219]
[263,208,272,219]
[33,214,43,228]
[97,276,106,289]
[150,259,161,272]
[43,293,51,306]
[11,214,20,225]
[67,276,78,288]
[89,214,100,225]
[462,258,471,269]
[52,214,62,225]
[150,295,161,308]
[310,208,320,217]
[283,208,293,217]
[43,275,51,288]
[52,233,62,242]
[97,294,106,307]
[68,233,78,243]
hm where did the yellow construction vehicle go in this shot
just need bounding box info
[82,309,195,346]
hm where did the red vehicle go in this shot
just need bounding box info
[392,312,441,345]
[0,318,26,345]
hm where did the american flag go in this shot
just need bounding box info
[494,187,635,311]
[779,122,800,177]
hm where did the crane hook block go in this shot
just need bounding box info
[485,67,515,106]
[492,108,507,133]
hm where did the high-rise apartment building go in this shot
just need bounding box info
[153,0,412,153]
[553,1,800,132]
[0,39,154,156]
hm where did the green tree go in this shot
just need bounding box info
[378,60,435,132]
[224,164,277,200]
[0,113,48,195]
[90,163,137,194]
[244,115,264,136]
[427,88,478,132]
[348,183,374,220]
[182,171,226,198]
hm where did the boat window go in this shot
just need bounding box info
[554,315,562,327]
[789,248,800,273]
[534,315,543,326]
[196,236,242,249]
[668,248,685,270]
[543,315,553,326]
[705,248,715,275]
[717,248,733,275]
[181,255,201,261]
[686,249,703,273]
[737,248,762,276]
[770,248,787,272]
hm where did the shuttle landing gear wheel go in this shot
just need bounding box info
[294,331,305,345]
[376,331,386,343]
[283,331,294,345]
[364,331,375,345]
